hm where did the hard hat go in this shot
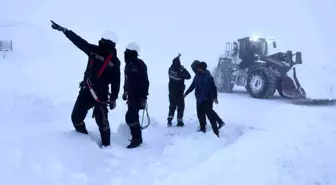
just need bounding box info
[126,42,140,53]
[101,30,119,44]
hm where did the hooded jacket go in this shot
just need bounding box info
[184,70,217,103]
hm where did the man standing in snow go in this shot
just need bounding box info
[167,53,191,127]
[50,20,121,147]
[190,60,225,129]
[184,62,220,137]
[122,42,149,149]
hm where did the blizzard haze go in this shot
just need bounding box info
[2,0,336,64]
[0,0,336,185]
[1,0,336,102]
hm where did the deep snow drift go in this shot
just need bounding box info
[1,81,336,185]
[1,0,336,184]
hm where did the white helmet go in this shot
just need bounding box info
[126,42,140,53]
[101,30,118,44]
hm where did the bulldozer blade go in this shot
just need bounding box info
[280,75,306,99]
[279,67,306,99]
[281,77,335,105]
[282,67,336,105]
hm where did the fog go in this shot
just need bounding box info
[1,0,334,62]
[1,0,335,86]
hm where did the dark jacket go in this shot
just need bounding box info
[64,30,121,101]
[168,57,191,93]
[185,70,217,103]
[123,51,149,102]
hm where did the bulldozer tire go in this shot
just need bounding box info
[246,66,277,99]
[214,58,234,93]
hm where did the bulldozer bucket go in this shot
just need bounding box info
[280,67,335,105]
[279,67,306,99]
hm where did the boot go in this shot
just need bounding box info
[100,129,111,147]
[213,129,220,137]
[176,119,184,127]
[167,118,172,127]
[218,121,225,129]
[176,120,184,127]
[197,127,206,133]
[210,119,220,137]
[74,121,88,134]
[127,124,143,149]
[127,138,143,149]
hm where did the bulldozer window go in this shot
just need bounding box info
[253,41,268,56]
[238,38,268,57]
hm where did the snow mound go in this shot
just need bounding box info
[293,64,336,100]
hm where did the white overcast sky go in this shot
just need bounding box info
[1,0,335,68]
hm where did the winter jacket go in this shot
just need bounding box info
[168,57,191,94]
[64,30,121,101]
[123,54,149,102]
[184,70,217,103]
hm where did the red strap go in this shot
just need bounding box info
[97,54,113,78]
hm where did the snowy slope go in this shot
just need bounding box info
[1,0,336,185]
[1,87,336,185]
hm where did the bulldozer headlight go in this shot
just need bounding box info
[250,35,260,41]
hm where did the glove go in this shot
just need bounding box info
[172,53,181,63]
[50,20,67,32]
[122,92,128,101]
[139,99,146,109]
[109,99,116,110]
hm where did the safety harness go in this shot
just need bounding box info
[86,53,151,130]
[86,53,113,103]
[85,53,113,122]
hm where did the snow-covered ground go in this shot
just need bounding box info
[1,0,336,185]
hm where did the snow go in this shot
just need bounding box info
[293,65,336,100]
[1,0,336,185]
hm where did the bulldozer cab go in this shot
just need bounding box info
[237,37,276,59]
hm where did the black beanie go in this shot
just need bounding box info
[198,62,207,70]
[191,60,200,73]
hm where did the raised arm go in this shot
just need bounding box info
[63,30,95,55]
[179,66,191,80]
[51,20,95,56]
